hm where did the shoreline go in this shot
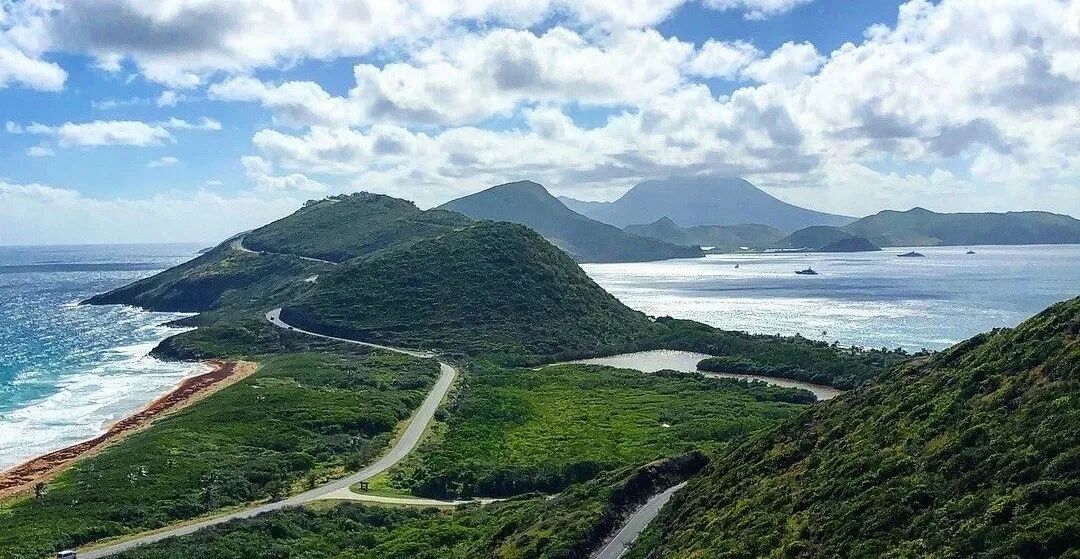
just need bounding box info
[0,359,258,500]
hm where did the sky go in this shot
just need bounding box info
[1,0,1078,245]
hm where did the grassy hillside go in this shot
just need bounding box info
[84,243,326,313]
[108,454,706,559]
[624,217,785,250]
[843,207,1080,247]
[439,181,702,263]
[244,193,471,262]
[385,362,810,499]
[281,221,657,358]
[630,297,1080,559]
[0,348,439,559]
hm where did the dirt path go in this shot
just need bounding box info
[0,360,257,499]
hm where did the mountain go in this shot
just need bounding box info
[558,176,852,231]
[280,221,656,356]
[631,297,1080,558]
[438,180,702,263]
[624,217,785,250]
[774,225,881,252]
[843,207,1080,247]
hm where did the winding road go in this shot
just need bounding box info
[79,309,454,558]
[78,309,681,558]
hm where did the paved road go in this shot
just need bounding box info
[79,311,454,558]
[593,482,687,559]
[231,237,339,265]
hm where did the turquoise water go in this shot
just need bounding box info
[0,244,203,470]
[583,245,1080,352]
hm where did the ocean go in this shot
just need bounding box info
[3,243,1078,472]
[582,245,1080,352]
[0,243,205,471]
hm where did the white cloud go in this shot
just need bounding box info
[13,120,174,147]
[686,40,761,79]
[26,145,54,157]
[164,117,222,131]
[147,156,179,168]
[703,0,814,20]
[156,90,183,107]
[8,117,222,147]
[0,180,303,244]
[241,155,327,193]
[0,45,66,91]
[2,0,694,88]
[211,27,694,127]
[742,41,824,86]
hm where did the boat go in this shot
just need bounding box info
[734,264,740,268]
[898,251,926,257]
[795,268,818,275]
[966,250,976,254]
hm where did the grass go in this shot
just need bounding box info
[0,350,439,559]
[386,362,809,499]
[107,454,707,559]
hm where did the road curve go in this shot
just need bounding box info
[593,482,686,559]
[79,311,454,558]
[231,236,339,265]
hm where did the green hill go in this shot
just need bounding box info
[245,192,471,262]
[280,221,657,357]
[439,181,702,263]
[630,297,1080,558]
[843,207,1080,247]
[774,225,881,252]
[624,217,785,250]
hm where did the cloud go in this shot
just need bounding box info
[13,120,174,147]
[147,156,179,168]
[0,45,67,91]
[686,40,761,79]
[0,180,303,244]
[241,155,327,192]
[3,0,694,88]
[8,117,222,147]
[211,28,694,127]
[156,90,184,107]
[164,117,222,131]
[742,41,824,86]
[26,145,54,157]
[703,0,814,20]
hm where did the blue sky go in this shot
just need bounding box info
[1,0,1077,244]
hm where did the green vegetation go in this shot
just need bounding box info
[283,221,658,357]
[386,363,807,499]
[843,206,1080,247]
[244,192,471,262]
[648,317,912,389]
[624,217,785,251]
[110,453,707,559]
[630,297,1080,559]
[774,225,881,252]
[84,243,326,313]
[439,180,702,263]
[0,350,439,559]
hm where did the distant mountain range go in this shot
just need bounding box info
[843,207,1080,247]
[438,180,702,263]
[559,176,853,231]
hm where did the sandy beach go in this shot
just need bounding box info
[0,360,257,499]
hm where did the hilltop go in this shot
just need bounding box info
[559,176,852,231]
[775,225,881,252]
[280,220,656,357]
[631,297,1080,558]
[843,207,1080,247]
[624,217,784,250]
[439,180,702,263]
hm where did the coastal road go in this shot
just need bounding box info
[79,310,454,558]
[593,482,686,559]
